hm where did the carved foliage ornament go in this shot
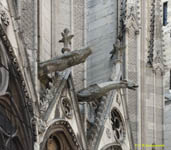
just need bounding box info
[106,128,112,139]
[0,10,9,26]
[116,94,121,106]
[147,0,156,66]
[39,82,55,115]
[61,97,73,119]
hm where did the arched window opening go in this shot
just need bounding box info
[111,108,125,142]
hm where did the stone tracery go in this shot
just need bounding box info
[111,108,125,143]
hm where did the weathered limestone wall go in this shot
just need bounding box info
[126,25,138,144]
[144,69,155,148]
[155,73,164,148]
[72,0,85,91]
[39,0,85,91]
[40,0,51,61]
[40,0,72,61]
[144,0,164,149]
[20,0,35,59]
[11,0,37,79]
[125,0,164,148]
[165,101,171,150]
[55,0,72,56]
[162,0,171,150]
[163,0,171,91]
[86,0,118,86]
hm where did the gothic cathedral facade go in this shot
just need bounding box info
[0,0,165,150]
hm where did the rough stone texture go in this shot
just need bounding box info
[155,73,163,148]
[86,0,117,86]
[162,1,171,149]
[20,0,34,51]
[55,0,72,56]
[40,0,72,60]
[163,0,171,91]
[73,0,85,91]
[165,101,171,150]
[1,0,165,150]
[19,0,36,78]
[144,68,155,148]
[127,25,138,144]
[40,0,51,61]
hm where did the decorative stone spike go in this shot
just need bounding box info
[77,80,138,102]
[38,47,92,77]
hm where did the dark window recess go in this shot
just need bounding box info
[163,2,168,26]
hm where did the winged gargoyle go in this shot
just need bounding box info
[77,80,138,102]
[38,28,92,78]
[38,47,92,78]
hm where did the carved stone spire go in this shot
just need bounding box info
[59,28,74,53]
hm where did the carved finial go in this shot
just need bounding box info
[59,28,74,53]
[110,38,125,60]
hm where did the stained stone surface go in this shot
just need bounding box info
[86,0,118,86]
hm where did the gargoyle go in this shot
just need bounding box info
[77,80,138,102]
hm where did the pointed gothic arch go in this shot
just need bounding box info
[101,143,122,150]
[40,120,82,150]
[0,64,34,150]
[0,26,34,150]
